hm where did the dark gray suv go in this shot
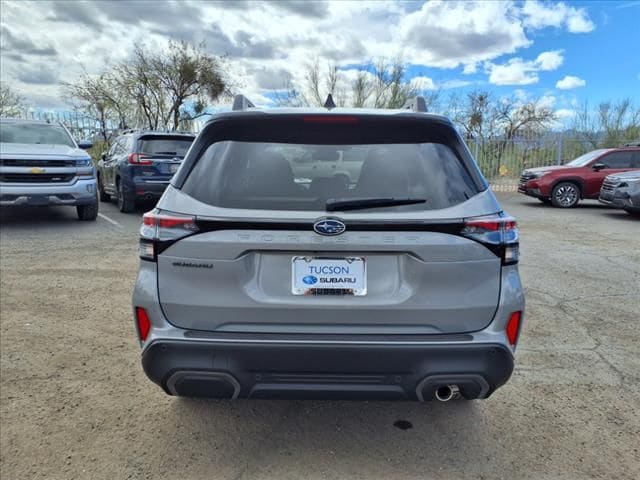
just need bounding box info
[132,96,525,402]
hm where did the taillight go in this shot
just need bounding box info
[135,307,151,341]
[128,153,153,165]
[139,209,198,261]
[461,214,519,265]
[506,311,522,346]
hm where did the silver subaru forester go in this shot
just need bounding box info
[132,96,525,402]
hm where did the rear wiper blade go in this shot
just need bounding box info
[152,151,178,155]
[325,197,427,212]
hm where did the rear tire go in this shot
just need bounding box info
[117,180,135,213]
[98,174,110,202]
[77,202,98,221]
[551,182,580,208]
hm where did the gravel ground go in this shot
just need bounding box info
[1,194,639,480]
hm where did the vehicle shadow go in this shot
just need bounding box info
[600,211,639,221]
[516,198,618,211]
[0,205,82,227]
[159,398,521,478]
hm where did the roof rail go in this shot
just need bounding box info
[324,94,336,110]
[402,96,428,113]
[232,94,255,111]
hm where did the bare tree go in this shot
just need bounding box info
[448,90,556,175]
[572,98,640,149]
[351,70,374,107]
[112,44,166,130]
[62,70,131,143]
[149,40,227,130]
[65,40,228,133]
[450,90,500,142]
[0,81,26,117]
[273,57,420,109]
[305,58,324,106]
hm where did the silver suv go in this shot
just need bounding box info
[133,96,525,402]
[0,118,98,220]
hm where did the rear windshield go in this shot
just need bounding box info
[0,122,75,147]
[181,141,478,211]
[139,136,193,157]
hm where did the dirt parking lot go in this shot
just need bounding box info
[1,193,639,480]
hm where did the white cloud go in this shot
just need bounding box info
[555,108,576,119]
[462,63,478,75]
[440,79,473,89]
[522,1,595,33]
[486,50,564,85]
[539,95,557,109]
[0,1,595,107]
[409,76,437,91]
[536,50,564,70]
[399,1,531,68]
[556,75,586,89]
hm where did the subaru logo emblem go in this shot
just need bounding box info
[313,218,346,236]
[302,275,318,285]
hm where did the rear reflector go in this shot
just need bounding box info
[506,311,522,346]
[135,307,151,341]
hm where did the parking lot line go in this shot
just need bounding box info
[98,212,124,229]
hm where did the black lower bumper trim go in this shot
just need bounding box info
[142,340,514,401]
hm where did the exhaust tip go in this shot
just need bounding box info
[435,384,460,402]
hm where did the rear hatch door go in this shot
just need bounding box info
[156,114,502,335]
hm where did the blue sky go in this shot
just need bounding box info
[1,0,639,119]
[418,1,640,103]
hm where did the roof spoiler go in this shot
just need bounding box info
[402,96,428,113]
[232,94,255,111]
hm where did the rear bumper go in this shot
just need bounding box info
[131,177,171,198]
[0,178,97,206]
[141,338,514,401]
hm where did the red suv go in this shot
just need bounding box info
[518,147,640,207]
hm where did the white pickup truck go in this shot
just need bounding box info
[0,118,98,220]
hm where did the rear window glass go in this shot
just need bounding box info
[181,141,478,211]
[139,137,193,156]
[0,122,75,147]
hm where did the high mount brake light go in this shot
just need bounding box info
[128,153,153,165]
[303,116,359,124]
[139,210,198,261]
[461,215,519,265]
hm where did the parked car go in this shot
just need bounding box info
[599,170,640,215]
[518,146,640,208]
[97,130,195,212]
[0,118,98,220]
[133,95,525,402]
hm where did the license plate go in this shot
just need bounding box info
[28,196,50,206]
[291,257,366,296]
[169,164,179,174]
